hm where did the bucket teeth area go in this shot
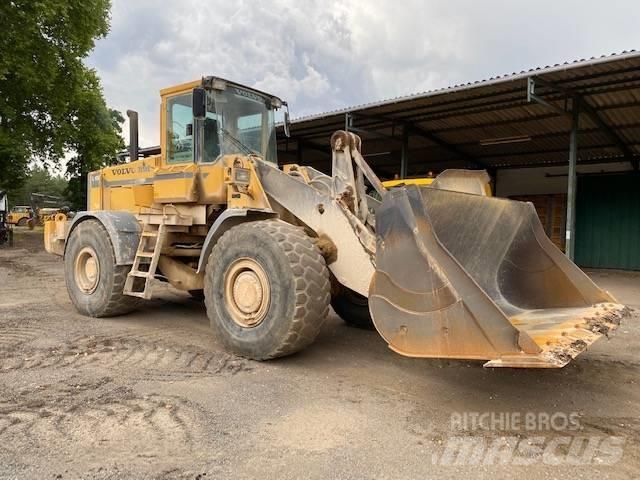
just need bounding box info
[488,302,631,368]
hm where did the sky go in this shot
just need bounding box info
[88,0,640,148]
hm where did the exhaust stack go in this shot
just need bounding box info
[126,110,139,162]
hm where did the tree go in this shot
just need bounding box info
[65,73,125,208]
[7,166,68,206]
[0,0,120,200]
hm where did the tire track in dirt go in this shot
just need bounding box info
[580,416,640,446]
[0,254,57,279]
[0,326,45,349]
[0,332,253,379]
[0,381,200,454]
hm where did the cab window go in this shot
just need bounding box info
[237,113,262,151]
[202,110,221,163]
[166,93,193,163]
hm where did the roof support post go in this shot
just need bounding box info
[345,113,353,131]
[488,167,498,195]
[527,78,569,117]
[401,126,409,179]
[566,97,580,260]
[297,142,303,164]
[530,76,637,170]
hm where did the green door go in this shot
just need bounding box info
[575,173,640,270]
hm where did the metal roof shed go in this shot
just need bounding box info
[277,50,640,261]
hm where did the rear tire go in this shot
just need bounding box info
[332,286,374,329]
[17,217,27,227]
[204,220,330,360]
[64,219,140,317]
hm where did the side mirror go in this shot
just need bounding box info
[186,123,193,136]
[192,87,206,120]
[283,103,291,138]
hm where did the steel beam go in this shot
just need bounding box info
[531,76,635,170]
[527,78,569,117]
[348,126,399,142]
[345,113,353,131]
[351,111,484,168]
[566,97,580,260]
[401,126,409,179]
[407,123,485,168]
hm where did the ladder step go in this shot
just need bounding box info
[123,222,166,300]
[128,271,152,278]
[125,291,150,299]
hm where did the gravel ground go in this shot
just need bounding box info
[0,228,639,479]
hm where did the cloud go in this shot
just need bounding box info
[88,0,640,148]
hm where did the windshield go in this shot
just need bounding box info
[204,87,277,163]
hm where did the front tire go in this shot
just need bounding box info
[64,219,140,317]
[204,220,330,360]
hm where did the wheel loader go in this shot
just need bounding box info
[44,77,629,368]
[7,205,32,226]
[28,193,70,228]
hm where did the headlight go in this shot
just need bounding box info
[234,168,251,184]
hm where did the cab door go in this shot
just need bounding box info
[194,90,226,205]
[154,91,199,203]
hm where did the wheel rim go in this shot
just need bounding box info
[75,246,100,294]
[224,258,270,328]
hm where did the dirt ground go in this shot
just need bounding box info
[0,228,639,479]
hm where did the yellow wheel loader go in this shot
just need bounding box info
[7,206,32,226]
[44,77,629,367]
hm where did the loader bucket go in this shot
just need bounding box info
[369,185,630,368]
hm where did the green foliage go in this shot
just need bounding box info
[0,0,123,208]
[65,78,125,208]
[6,166,68,206]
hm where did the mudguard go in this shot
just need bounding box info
[196,209,277,273]
[65,211,141,265]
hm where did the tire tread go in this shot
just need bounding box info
[205,220,330,359]
[65,219,140,318]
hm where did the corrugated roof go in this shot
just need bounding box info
[277,50,640,174]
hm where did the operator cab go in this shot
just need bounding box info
[163,77,289,166]
[10,206,31,213]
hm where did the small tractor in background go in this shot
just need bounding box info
[6,205,32,226]
[43,76,629,368]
